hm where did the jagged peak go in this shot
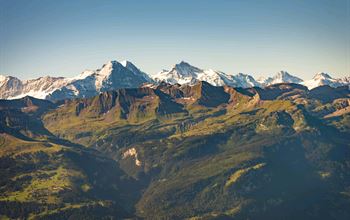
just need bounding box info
[174,61,200,69]
[1,75,21,81]
[121,60,141,72]
[120,60,138,69]
[96,60,126,76]
[100,60,146,76]
[275,70,293,78]
[236,72,253,78]
[170,61,202,78]
[120,60,129,67]
[273,71,302,81]
[100,60,124,68]
[277,70,289,75]
[109,60,120,64]
[313,72,332,79]
[177,60,191,66]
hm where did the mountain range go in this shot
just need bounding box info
[1,60,349,101]
[1,80,350,219]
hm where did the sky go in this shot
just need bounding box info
[0,0,349,80]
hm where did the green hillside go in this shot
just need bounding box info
[1,83,350,219]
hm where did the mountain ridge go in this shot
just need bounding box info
[1,60,349,101]
[1,79,350,219]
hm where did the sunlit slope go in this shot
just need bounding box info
[0,97,142,219]
[0,82,349,219]
[40,82,350,219]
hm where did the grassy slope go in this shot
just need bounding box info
[41,87,350,219]
[0,105,143,219]
[2,84,350,219]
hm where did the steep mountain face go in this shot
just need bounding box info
[1,81,349,219]
[153,61,227,85]
[121,60,153,82]
[302,72,350,89]
[0,60,152,101]
[258,71,303,86]
[232,72,261,88]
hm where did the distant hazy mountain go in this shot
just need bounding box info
[1,60,349,100]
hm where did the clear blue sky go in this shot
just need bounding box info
[0,0,349,80]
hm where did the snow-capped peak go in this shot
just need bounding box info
[173,61,202,77]
[91,60,154,90]
[152,62,261,88]
[1,59,349,100]
[0,60,152,100]
[259,71,303,86]
[313,72,332,80]
[98,60,120,76]
[175,61,192,68]
[119,60,153,82]
[153,61,204,85]
[121,60,139,72]
[301,72,344,89]
[231,73,260,88]
[274,71,302,83]
[120,60,139,70]
[72,70,95,80]
[120,60,128,67]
